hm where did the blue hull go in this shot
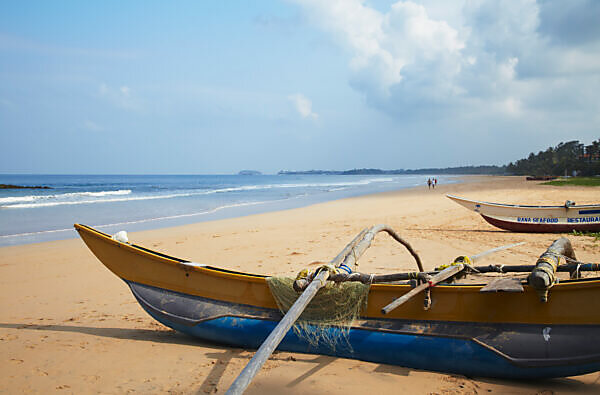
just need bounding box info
[147,311,600,379]
[129,281,600,379]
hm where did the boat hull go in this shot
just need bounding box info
[447,195,600,233]
[481,214,600,233]
[129,280,600,379]
[74,224,600,379]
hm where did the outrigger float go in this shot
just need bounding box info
[75,223,600,389]
[447,194,600,233]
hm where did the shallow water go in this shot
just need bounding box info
[0,174,456,246]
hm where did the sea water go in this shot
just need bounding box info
[0,174,456,246]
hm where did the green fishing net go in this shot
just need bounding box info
[266,277,370,351]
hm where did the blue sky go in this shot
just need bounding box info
[1,0,599,174]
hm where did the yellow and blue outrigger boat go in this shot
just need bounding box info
[75,223,600,379]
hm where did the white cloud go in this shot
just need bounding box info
[288,93,318,120]
[498,97,522,117]
[0,98,14,109]
[291,0,600,123]
[497,57,519,83]
[98,83,140,111]
[99,83,109,95]
[292,0,464,100]
[83,120,103,131]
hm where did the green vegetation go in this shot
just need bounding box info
[278,165,506,176]
[572,230,600,242]
[542,177,600,187]
[279,139,599,177]
[506,139,600,177]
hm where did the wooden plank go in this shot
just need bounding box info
[480,278,524,293]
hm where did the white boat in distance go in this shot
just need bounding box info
[447,195,600,233]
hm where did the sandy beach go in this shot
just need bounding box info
[1,176,600,394]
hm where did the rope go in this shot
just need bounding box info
[560,254,600,266]
[542,252,600,279]
[435,255,472,271]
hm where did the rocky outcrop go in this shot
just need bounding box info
[0,184,52,189]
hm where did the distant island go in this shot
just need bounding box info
[0,184,52,189]
[278,165,506,176]
[238,170,262,175]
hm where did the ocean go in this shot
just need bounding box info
[0,174,456,246]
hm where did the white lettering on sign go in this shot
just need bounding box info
[517,217,558,223]
[568,216,600,223]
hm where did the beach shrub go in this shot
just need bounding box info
[572,230,600,242]
[543,177,600,187]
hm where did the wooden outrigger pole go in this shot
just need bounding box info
[226,225,421,394]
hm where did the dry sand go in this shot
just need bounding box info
[1,176,600,394]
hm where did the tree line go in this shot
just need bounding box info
[278,139,599,177]
[278,165,506,176]
[506,139,600,177]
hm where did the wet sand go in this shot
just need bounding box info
[1,176,600,394]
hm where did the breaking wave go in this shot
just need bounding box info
[1,178,394,209]
[0,197,297,238]
[0,190,131,205]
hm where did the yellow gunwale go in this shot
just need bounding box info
[75,223,267,282]
[75,223,600,325]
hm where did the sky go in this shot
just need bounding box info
[1,0,599,174]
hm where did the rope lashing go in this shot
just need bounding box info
[435,255,472,271]
[528,237,573,302]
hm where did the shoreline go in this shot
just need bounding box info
[0,174,463,248]
[1,174,473,254]
[1,175,600,393]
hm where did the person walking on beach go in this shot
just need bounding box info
[427,178,432,189]
[433,178,437,188]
